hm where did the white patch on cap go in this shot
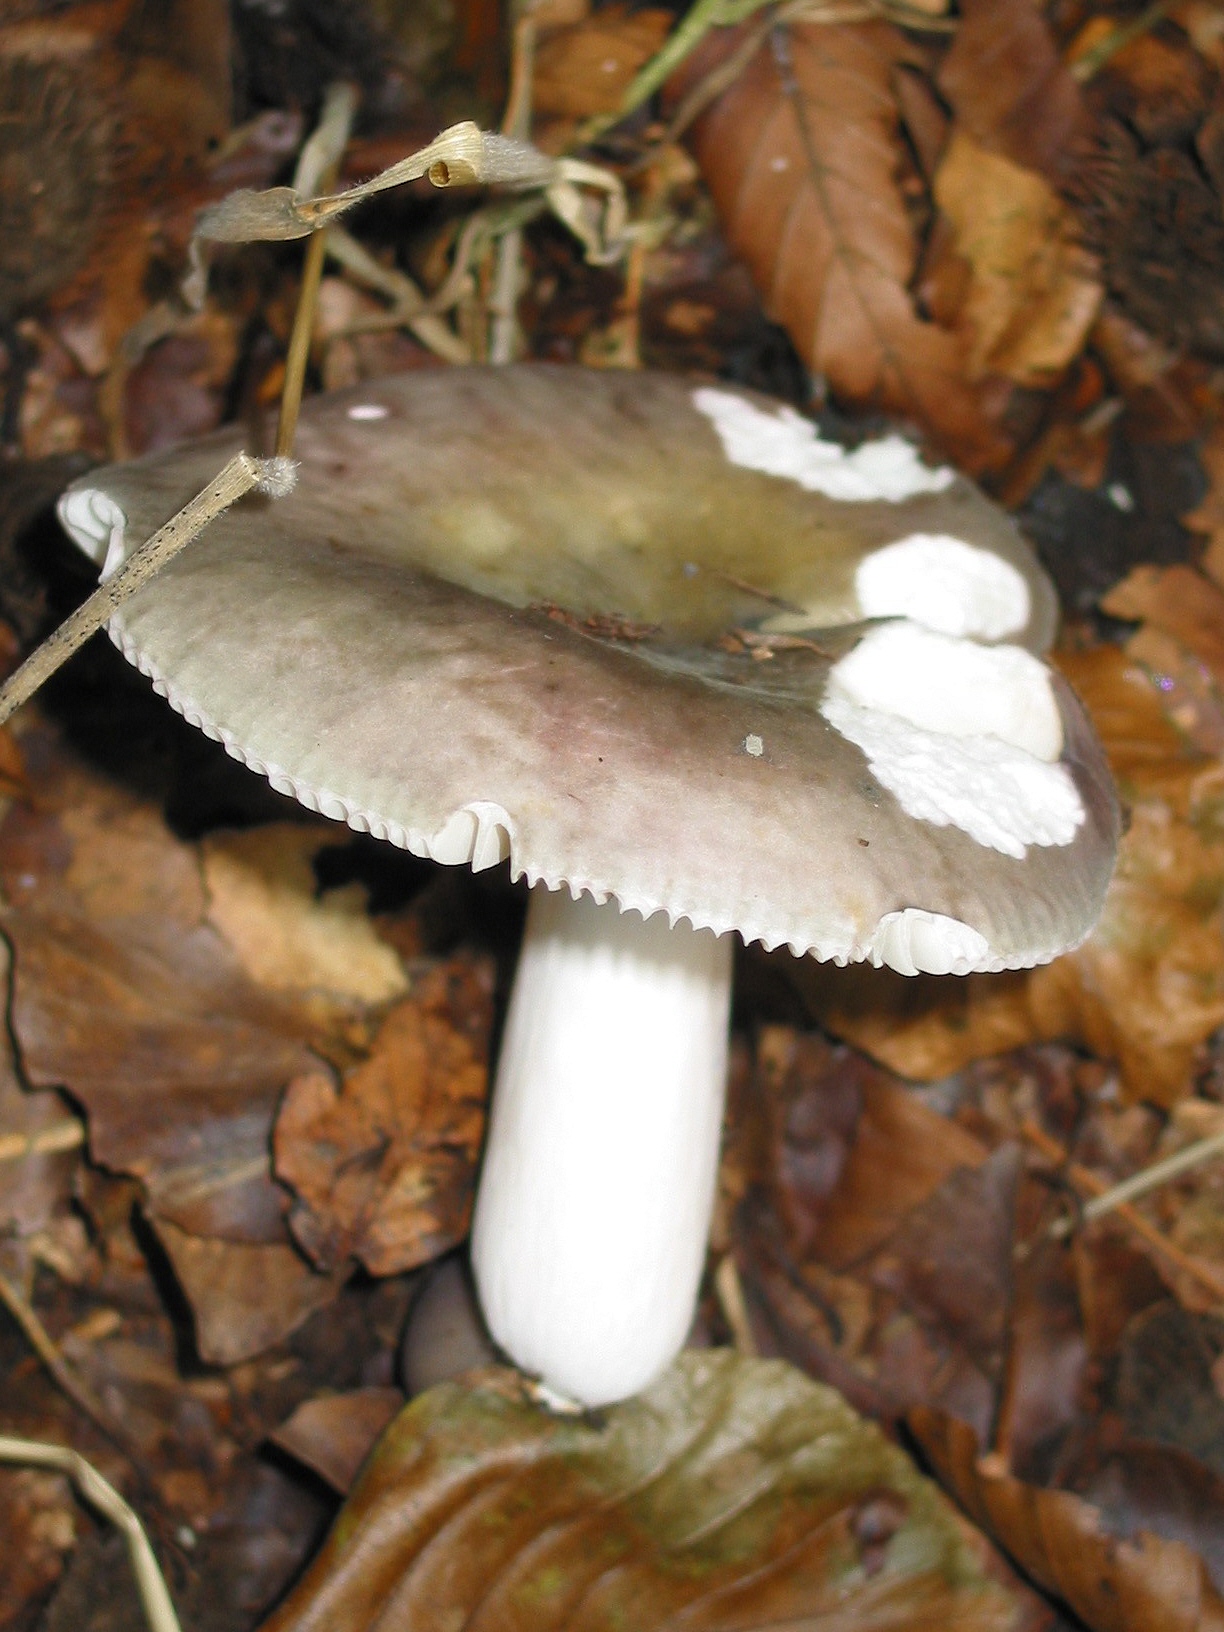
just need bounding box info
[866,909,990,976]
[855,534,1030,640]
[828,622,1062,760]
[821,622,1084,858]
[347,402,389,421]
[692,387,955,502]
[57,488,129,580]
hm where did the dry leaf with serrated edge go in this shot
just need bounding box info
[258,1352,1040,1632]
[934,131,1101,385]
[911,1407,1224,1630]
[683,22,1011,471]
[275,963,490,1276]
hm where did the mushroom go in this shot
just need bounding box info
[57,365,1118,1407]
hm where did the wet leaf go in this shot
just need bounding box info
[933,131,1101,386]
[260,1351,1039,1632]
[684,21,1010,470]
[275,961,491,1276]
[912,1407,1224,1630]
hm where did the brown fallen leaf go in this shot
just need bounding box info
[1102,564,1224,689]
[533,4,672,120]
[154,1220,346,1368]
[202,823,408,1005]
[933,130,1101,386]
[936,0,1090,180]
[275,961,491,1276]
[5,0,230,339]
[745,1026,988,1270]
[683,21,1012,471]
[0,1469,76,1630]
[0,724,434,1357]
[912,1406,1224,1630]
[259,1352,1043,1632]
[0,735,319,1244]
[730,1028,1021,1433]
[271,1387,404,1494]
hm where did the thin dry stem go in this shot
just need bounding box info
[0,1271,153,1474]
[0,454,280,729]
[1066,1126,1224,1230]
[276,83,357,458]
[1021,1119,1224,1304]
[0,1119,84,1165]
[0,1435,181,1632]
[715,1254,759,1356]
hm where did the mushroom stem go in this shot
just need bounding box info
[470,887,733,1407]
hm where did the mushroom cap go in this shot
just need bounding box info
[58,365,1118,973]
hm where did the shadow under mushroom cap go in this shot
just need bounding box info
[57,365,1118,973]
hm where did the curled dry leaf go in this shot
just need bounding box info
[933,131,1102,386]
[802,645,1224,1104]
[274,961,491,1277]
[259,1351,1039,1632]
[911,1406,1224,1631]
[683,22,1012,471]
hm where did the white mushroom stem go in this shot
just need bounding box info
[470,887,733,1408]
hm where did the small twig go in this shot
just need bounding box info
[714,1254,759,1356]
[501,10,538,144]
[490,14,538,367]
[276,83,358,458]
[0,1271,152,1473]
[322,229,471,363]
[1053,1126,1224,1233]
[0,1118,85,1165]
[1021,1119,1224,1304]
[1070,0,1169,82]
[657,10,779,147]
[0,1435,181,1632]
[0,453,291,729]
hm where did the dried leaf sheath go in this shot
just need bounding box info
[686,22,1011,470]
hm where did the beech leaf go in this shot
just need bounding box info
[685,22,1011,471]
[259,1351,1035,1632]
